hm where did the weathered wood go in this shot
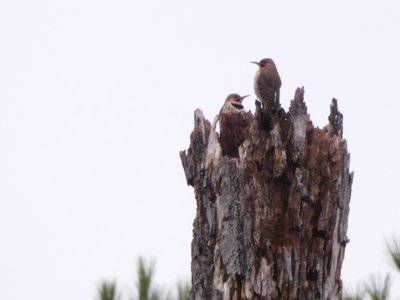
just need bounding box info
[180,88,353,300]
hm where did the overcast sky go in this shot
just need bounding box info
[1,1,400,299]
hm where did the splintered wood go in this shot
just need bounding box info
[180,88,353,300]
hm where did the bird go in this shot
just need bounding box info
[251,58,282,112]
[219,93,250,157]
[219,93,249,115]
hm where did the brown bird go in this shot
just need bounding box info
[219,93,250,157]
[251,58,281,112]
[219,93,249,115]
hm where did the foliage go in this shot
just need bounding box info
[344,237,400,300]
[344,274,392,300]
[343,285,365,300]
[387,236,400,272]
[95,257,191,300]
[364,274,391,300]
[343,294,363,300]
[176,280,190,300]
[96,281,121,300]
[135,257,160,300]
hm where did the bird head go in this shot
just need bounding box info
[225,93,249,104]
[250,58,276,68]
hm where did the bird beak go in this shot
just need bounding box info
[250,61,260,66]
[241,95,250,101]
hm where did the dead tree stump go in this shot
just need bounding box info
[180,88,353,300]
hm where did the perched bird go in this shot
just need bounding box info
[219,93,250,157]
[251,58,282,112]
[219,93,249,115]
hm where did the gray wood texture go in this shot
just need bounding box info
[180,88,353,300]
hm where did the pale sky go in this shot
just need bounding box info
[1,1,400,299]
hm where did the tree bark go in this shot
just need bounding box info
[180,88,353,300]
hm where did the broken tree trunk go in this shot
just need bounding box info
[180,88,353,300]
